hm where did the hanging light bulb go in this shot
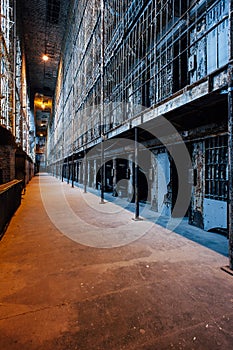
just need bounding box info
[42,54,49,61]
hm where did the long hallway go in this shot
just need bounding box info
[0,174,233,349]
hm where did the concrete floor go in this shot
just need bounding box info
[0,174,233,350]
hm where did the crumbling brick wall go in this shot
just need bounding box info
[0,145,16,184]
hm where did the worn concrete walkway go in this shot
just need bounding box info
[0,174,233,350]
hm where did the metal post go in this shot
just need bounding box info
[72,154,74,188]
[71,40,76,189]
[12,0,17,137]
[84,149,87,193]
[100,0,105,204]
[228,65,233,270]
[134,127,140,219]
[100,142,105,202]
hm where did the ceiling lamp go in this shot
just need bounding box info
[42,54,49,61]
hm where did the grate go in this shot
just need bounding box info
[205,135,228,201]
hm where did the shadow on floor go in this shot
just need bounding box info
[58,176,229,257]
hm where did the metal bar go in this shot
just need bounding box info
[72,154,74,188]
[12,0,16,136]
[72,41,75,189]
[84,149,87,193]
[100,0,105,204]
[134,127,139,219]
[228,65,233,270]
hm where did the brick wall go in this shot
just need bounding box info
[0,145,16,184]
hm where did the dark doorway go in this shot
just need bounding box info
[170,158,179,217]
[138,168,149,202]
[105,160,113,192]
[170,144,191,218]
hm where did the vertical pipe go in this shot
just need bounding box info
[228,65,233,270]
[134,127,139,219]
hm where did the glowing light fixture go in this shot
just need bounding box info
[42,54,49,61]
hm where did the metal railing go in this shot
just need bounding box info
[0,179,23,238]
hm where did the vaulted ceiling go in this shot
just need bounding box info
[18,0,70,100]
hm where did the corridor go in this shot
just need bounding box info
[0,174,233,349]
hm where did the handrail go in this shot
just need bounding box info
[0,179,23,238]
[0,179,22,194]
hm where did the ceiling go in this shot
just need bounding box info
[18,0,70,100]
[18,0,70,141]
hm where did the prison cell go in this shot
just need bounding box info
[48,0,230,175]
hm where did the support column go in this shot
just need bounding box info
[84,150,87,193]
[100,0,105,204]
[134,127,139,219]
[72,154,74,188]
[228,65,233,270]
